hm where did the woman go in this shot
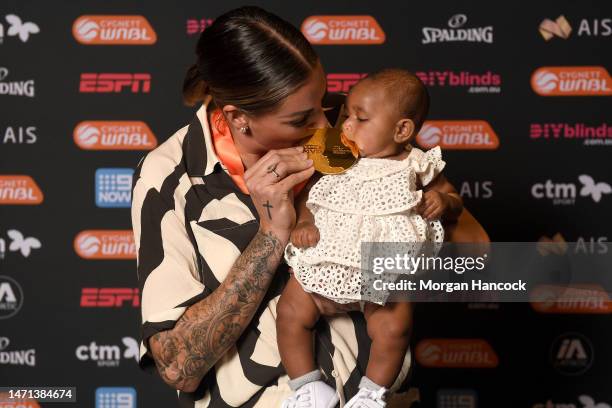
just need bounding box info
[131,6,413,407]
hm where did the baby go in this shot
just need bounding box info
[277,69,463,408]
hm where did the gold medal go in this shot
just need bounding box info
[301,127,359,174]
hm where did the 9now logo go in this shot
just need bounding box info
[95,168,133,208]
[531,175,611,205]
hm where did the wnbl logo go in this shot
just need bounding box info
[95,168,133,208]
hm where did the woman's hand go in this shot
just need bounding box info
[244,146,315,237]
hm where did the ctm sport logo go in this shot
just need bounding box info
[531,175,611,205]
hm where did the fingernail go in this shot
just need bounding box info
[296,146,304,151]
[306,159,313,165]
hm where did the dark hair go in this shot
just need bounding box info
[183,6,319,115]
[363,68,430,134]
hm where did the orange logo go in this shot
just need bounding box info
[417,120,499,150]
[0,394,40,407]
[0,175,43,205]
[531,66,612,96]
[301,16,385,45]
[74,121,157,150]
[530,284,612,314]
[73,15,157,45]
[74,230,136,260]
[416,339,498,368]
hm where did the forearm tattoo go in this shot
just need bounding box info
[149,230,283,390]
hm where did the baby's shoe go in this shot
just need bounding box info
[344,377,388,408]
[281,380,339,408]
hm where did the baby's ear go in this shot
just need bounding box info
[394,118,415,144]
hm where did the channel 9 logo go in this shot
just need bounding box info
[95,387,136,408]
[95,168,133,208]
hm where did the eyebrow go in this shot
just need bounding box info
[282,108,314,119]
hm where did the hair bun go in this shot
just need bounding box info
[182,63,210,106]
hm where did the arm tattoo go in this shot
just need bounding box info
[149,230,284,391]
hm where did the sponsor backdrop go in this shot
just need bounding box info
[1,0,611,407]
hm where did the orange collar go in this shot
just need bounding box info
[209,109,307,196]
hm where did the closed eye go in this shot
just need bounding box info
[289,115,310,127]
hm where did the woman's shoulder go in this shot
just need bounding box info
[136,124,191,190]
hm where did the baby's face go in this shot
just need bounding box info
[342,80,404,158]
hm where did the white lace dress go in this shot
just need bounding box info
[284,146,446,305]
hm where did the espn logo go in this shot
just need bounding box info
[79,73,151,93]
[327,73,367,93]
[81,288,140,308]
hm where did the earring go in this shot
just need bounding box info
[240,126,249,134]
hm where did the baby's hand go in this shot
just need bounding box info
[290,221,320,248]
[417,190,449,221]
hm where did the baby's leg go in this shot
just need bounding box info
[276,274,321,379]
[363,301,412,388]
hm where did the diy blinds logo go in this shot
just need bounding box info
[74,121,157,150]
[531,67,612,96]
[301,16,385,44]
[73,16,156,45]
[417,120,499,150]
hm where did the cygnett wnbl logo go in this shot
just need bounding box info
[95,168,133,208]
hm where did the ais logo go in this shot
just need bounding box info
[73,15,156,45]
[95,168,133,208]
[302,16,385,45]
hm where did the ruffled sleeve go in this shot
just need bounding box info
[409,146,446,186]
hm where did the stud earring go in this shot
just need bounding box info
[240,126,249,134]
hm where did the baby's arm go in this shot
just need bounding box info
[416,173,463,222]
[290,175,321,248]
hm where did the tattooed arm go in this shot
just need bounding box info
[148,147,314,392]
[148,229,288,392]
